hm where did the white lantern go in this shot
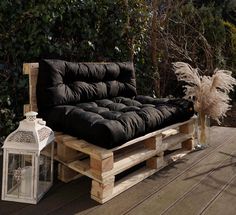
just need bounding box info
[1,112,54,204]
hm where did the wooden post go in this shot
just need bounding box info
[146,154,165,170]
[91,177,115,199]
[23,63,39,113]
[143,134,162,150]
[90,155,114,179]
[56,135,80,163]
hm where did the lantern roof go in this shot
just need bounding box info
[3,112,54,151]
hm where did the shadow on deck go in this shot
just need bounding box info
[1,126,236,215]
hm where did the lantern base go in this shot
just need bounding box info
[2,181,52,205]
[1,196,38,204]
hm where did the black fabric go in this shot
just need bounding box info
[37,59,136,110]
[37,59,194,149]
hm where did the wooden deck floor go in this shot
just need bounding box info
[0,126,236,215]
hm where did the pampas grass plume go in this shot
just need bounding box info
[173,62,236,124]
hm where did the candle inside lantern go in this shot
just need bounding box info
[19,166,32,196]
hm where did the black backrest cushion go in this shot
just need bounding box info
[37,59,137,110]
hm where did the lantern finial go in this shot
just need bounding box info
[25,111,38,121]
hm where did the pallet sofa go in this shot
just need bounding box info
[23,59,195,203]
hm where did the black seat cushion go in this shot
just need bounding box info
[37,59,194,149]
[40,96,194,149]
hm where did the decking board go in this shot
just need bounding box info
[1,126,236,215]
[202,176,236,215]
[121,128,236,215]
[159,150,236,215]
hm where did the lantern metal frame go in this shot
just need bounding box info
[1,112,54,204]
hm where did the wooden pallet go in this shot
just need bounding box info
[23,63,195,203]
[55,119,194,203]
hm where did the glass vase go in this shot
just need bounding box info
[195,112,211,150]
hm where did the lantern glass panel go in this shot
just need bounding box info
[38,144,53,198]
[7,153,33,199]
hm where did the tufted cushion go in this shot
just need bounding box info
[37,59,194,149]
[37,59,136,110]
[40,96,194,149]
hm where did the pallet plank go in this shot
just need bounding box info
[112,148,157,176]
[111,118,195,151]
[162,133,192,151]
[91,167,158,203]
[162,128,178,138]
[64,139,113,160]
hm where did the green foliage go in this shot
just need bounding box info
[223,0,236,25]
[0,0,149,62]
[0,0,149,142]
[0,0,236,143]
[223,21,236,96]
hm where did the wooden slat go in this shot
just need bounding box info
[112,118,195,151]
[112,148,157,177]
[168,143,182,151]
[162,133,192,151]
[63,139,113,159]
[67,160,97,181]
[68,159,90,173]
[62,147,159,182]
[91,167,158,203]
[92,147,192,203]
[162,128,178,138]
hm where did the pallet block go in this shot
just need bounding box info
[23,62,195,203]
